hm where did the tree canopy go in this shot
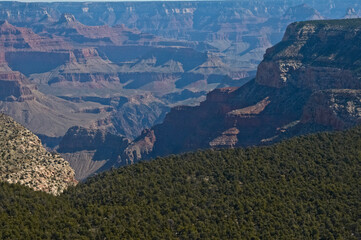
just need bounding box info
[1,126,361,239]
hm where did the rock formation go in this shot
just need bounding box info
[0,114,77,195]
[283,4,324,21]
[301,90,361,130]
[1,2,360,179]
[123,19,361,160]
[0,67,113,137]
[0,10,244,145]
[0,20,68,51]
[256,20,361,90]
[0,70,35,102]
[0,1,335,145]
[344,8,361,19]
[58,126,129,180]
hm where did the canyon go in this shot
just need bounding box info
[123,18,361,162]
[1,2,361,239]
[1,1,361,179]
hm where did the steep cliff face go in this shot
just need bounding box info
[136,82,310,158]
[122,129,156,164]
[0,70,35,102]
[44,48,123,86]
[256,19,361,90]
[57,93,170,180]
[0,20,68,51]
[111,93,169,138]
[59,126,129,153]
[0,73,113,138]
[44,13,160,47]
[123,19,361,161]
[0,114,77,195]
[301,90,361,130]
[58,126,129,180]
[283,4,324,21]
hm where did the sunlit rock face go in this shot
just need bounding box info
[0,114,77,195]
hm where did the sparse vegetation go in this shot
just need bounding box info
[0,114,77,195]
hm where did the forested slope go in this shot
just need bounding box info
[1,126,361,239]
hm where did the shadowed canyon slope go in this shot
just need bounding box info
[126,18,361,162]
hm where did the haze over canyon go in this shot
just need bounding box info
[0,0,361,179]
[1,1,361,238]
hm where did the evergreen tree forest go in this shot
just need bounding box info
[1,126,361,239]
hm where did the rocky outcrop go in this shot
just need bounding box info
[59,13,76,24]
[209,127,240,148]
[0,114,77,195]
[46,13,160,47]
[122,129,156,164]
[0,70,35,102]
[59,126,129,153]
[301,90,361,130]
[283,4,324,21]
[58,126,130,180]
[111,93,169,138]
[0,20,68,51]
[344,8,361,19]
[256,19,361,90]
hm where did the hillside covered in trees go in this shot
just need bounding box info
[1,126,361,239]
